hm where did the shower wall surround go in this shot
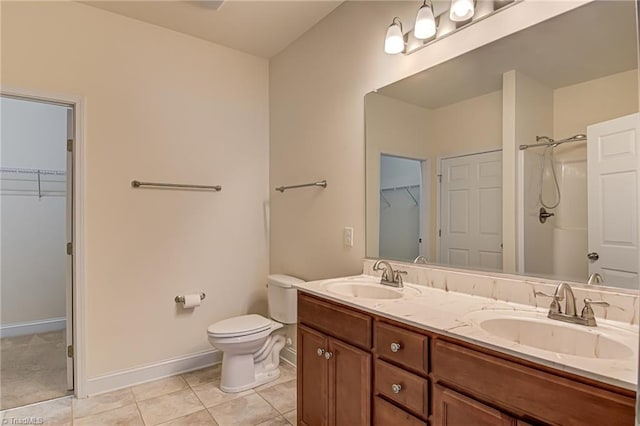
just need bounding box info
[362,259,640,326]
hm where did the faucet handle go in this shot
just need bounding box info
[534,291,562,314]
[581,298,610,326]
[534,290,564,300]
[393,270,407,285]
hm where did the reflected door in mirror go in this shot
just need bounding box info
[440,150,503,270]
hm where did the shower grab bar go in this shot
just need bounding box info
[519,134,586,150]
[131,180,222,191]
[275,180,327,192]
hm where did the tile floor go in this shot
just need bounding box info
[0,362,297,426]
[1,331,70,410]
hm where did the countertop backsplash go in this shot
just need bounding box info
[362,260,640,326]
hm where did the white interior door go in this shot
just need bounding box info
[65,107,74,390]
[440,150,503,270]
[587,113,640,289]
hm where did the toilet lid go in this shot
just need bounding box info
[207,314,272,338]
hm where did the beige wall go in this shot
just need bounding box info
[2,2,269,378]
[365,91,502,261]
[269,0,587,281]
[554,69,638,139]
[507,71,554,275]
[365,93,432,259]
[429,91,503,258]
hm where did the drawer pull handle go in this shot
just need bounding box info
[324,351,333,360]
[390,342,402,352]
[316,348,325,357]
[391,384,402,394]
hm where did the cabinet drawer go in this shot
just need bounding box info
[298,293,372,349]
[375,359,429,418]
[375,321,428,374]
[432,339,635,426]
[374,396,427,426]
[433,384,516,426]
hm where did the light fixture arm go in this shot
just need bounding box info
[390,17,403,32]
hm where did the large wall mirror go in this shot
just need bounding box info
[365,1,639,290]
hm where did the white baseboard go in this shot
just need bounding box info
[280,346,297,367]
[0,317,66,338]
[86,349,221,396]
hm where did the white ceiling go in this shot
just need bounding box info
[378,2,638,109]
[82,0,343,58]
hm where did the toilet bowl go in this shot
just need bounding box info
[207,275,302,393]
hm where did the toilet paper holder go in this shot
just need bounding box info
[175,293,206,303]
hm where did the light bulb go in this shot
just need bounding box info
[449,0,475,22]
[384,18,405,55]
[414,1,436,40]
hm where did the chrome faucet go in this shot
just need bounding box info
[413,255,428,264]
[554,282,577,317]
[587,273,604,285]
[373,260,406,288]
[536,282,610,327]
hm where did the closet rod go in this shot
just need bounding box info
[0,167,66,176]
[380,184,420,192]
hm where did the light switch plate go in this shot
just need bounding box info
[344,227,354,247]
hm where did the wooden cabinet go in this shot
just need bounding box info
[374,359,428,418]
[297,296,372,426]
[431,339,636,426]
[374,321,428,374]
[374,396,427,426]
[297,292,635,426]
[298,325,329,426]
[433,385,517,426]
[328,338,371,425]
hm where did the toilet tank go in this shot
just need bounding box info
[267,274,303,324]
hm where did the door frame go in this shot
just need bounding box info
[436,147,502,264]
[1,86,88,398]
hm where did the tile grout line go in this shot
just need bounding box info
[257,378,297,415]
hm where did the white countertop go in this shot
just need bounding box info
[293,274,639,391]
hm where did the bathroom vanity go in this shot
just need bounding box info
[294,272,638,426]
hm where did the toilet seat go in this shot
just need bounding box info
[207,314,272,338]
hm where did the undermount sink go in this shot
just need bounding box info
[465,310,636,360]
[324,280,420,300]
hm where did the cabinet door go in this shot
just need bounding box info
[328,337,371,426]
[299,325,329,426]
[433,385,516,426]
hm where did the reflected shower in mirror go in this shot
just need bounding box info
[365,1,639,290]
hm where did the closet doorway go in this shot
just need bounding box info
[0,94,74,409]
[379,154,427,261]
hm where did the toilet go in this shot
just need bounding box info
[207,274,302,393]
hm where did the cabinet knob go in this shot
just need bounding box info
[324,351,333,360]
[316,348,325,357]
[390,342,402,353]
[391,384,402,394]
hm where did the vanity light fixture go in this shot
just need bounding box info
[414,0,437,40]
[385,0,518,55]
[449,0,475,22]
[384,17,405,54]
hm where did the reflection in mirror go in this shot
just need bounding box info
[365,1,639,290]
